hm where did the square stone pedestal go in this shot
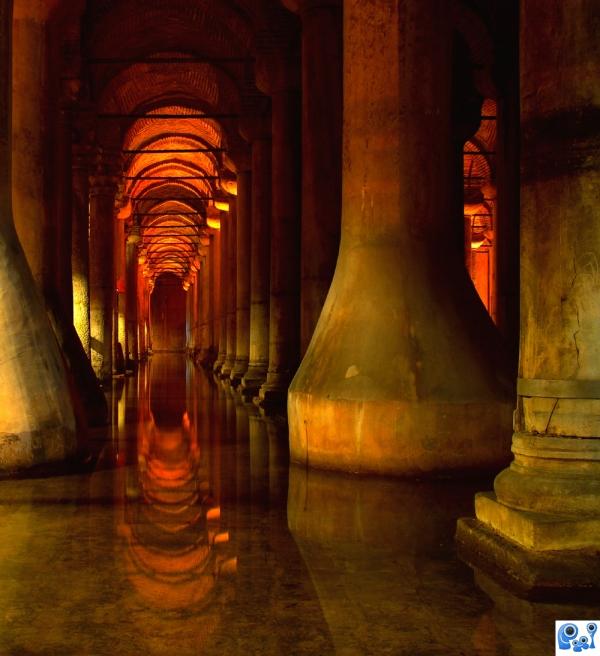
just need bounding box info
[456,493,600,601]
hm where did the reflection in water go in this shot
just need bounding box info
[287,466,600,656]
[119,355,236,617]
[2,354,599,654]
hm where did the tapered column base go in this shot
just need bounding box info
[456,515,600,601]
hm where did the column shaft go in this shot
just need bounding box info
[259,85,301,405]
[288,0,512,475]
[299,0,343,355]
[125,233,139,364]
[213,212,229,372]
[231,170,252,385]
[72,145,91,355]
[89,175,118,380]
[0,0,76,470]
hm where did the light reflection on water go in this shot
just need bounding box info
[0,353,598,655]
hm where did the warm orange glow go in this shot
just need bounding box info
[464,99,497,321]
[214,200,229,212]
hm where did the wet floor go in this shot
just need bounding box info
[0,353,598,655]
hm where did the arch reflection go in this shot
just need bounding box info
[118,355,236,615]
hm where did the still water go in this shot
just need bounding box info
[0,354,596,655]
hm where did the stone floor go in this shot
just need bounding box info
[0,353,598,655]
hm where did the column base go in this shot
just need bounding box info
[258,381,288,410]
[219,356,235,379]
[456,514,600,601]
[213,352,226,375]
[240,363,268,400]
[230,357,249,388]
[0,425,77,473]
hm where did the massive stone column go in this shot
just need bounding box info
[221,202,237,379]
[231,170,252,386]
[457,0,600,595]
[296,0,343,355]
[0,0,76,470]
[288,0,513,475]
[213,211,229,374]
[72,143,91,356]
[241,122,272,398]
[257,56,301,406]
[89,156,119,381]
[125,226,140,366]
[114,206,127,374]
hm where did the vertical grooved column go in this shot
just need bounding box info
[0,0,76,470]
[231,170,252,386]
[241,131,272,397]
[89,169,118,381]
[457,0,600,595]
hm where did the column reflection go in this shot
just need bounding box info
[118,355,237,616]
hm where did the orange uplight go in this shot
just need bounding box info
[214,200,229,212]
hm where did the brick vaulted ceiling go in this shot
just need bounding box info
[61,0,287,283]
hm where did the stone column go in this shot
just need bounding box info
[288,0,513,475]
[213,211,228,373]
[89,159,119,381]
[457,0,600,595]
[240,122,272,398]
[0,0,76,470]
[231,169,252,386]
[207,228,220,367]
[72,143,91,355]
[55,105,74,322]
[114,208,126,374]
[125,226,140,366]
[257,56,301,406]
[297,0,343,355]
[221,202,237,379]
